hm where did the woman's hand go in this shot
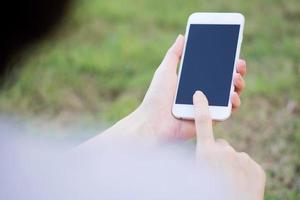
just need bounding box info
[81,34,247,147]
[135,35,247,141]
[193,91,265,200]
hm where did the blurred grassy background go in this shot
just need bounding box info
[0,0,299,199]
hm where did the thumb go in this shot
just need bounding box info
[159,34,185,72]
[193,91,214,147]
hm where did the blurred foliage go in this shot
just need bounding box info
[0,0,299,199]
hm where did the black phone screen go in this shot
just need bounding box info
[175,24,240,106]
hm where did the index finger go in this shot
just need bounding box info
[193,91,214,145]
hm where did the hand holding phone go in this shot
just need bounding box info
[172,13,245,121]
[136,32,246,141]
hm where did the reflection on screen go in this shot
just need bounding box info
[175,24,240,106]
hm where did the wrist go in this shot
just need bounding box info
[118,107,158,143]
[76,107,157,152]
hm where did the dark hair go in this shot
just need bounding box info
[1,0,71,80]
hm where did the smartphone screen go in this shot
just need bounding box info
[175,24,240,106]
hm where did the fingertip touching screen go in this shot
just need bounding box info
[175,24,240,106]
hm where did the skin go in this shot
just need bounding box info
[77,35,265,199]
[81,34,247,145]
[137,35,246,141]
[81,34,247,144]
[193,91,265,200]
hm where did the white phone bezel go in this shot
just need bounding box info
[172,12,245,121]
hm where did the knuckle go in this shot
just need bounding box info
[239,152,250,160]
[219,145,235,158]
[216,138,229,146]
[196,112,211,123]
[236,152,251,166]
[224,146,235,154]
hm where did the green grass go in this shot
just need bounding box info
[0,0,300,198]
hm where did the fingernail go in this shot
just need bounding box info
[195,91,202,95]
[176,34,183,42]
[193,91,203,102]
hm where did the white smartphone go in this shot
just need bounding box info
[172,12,244,121]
